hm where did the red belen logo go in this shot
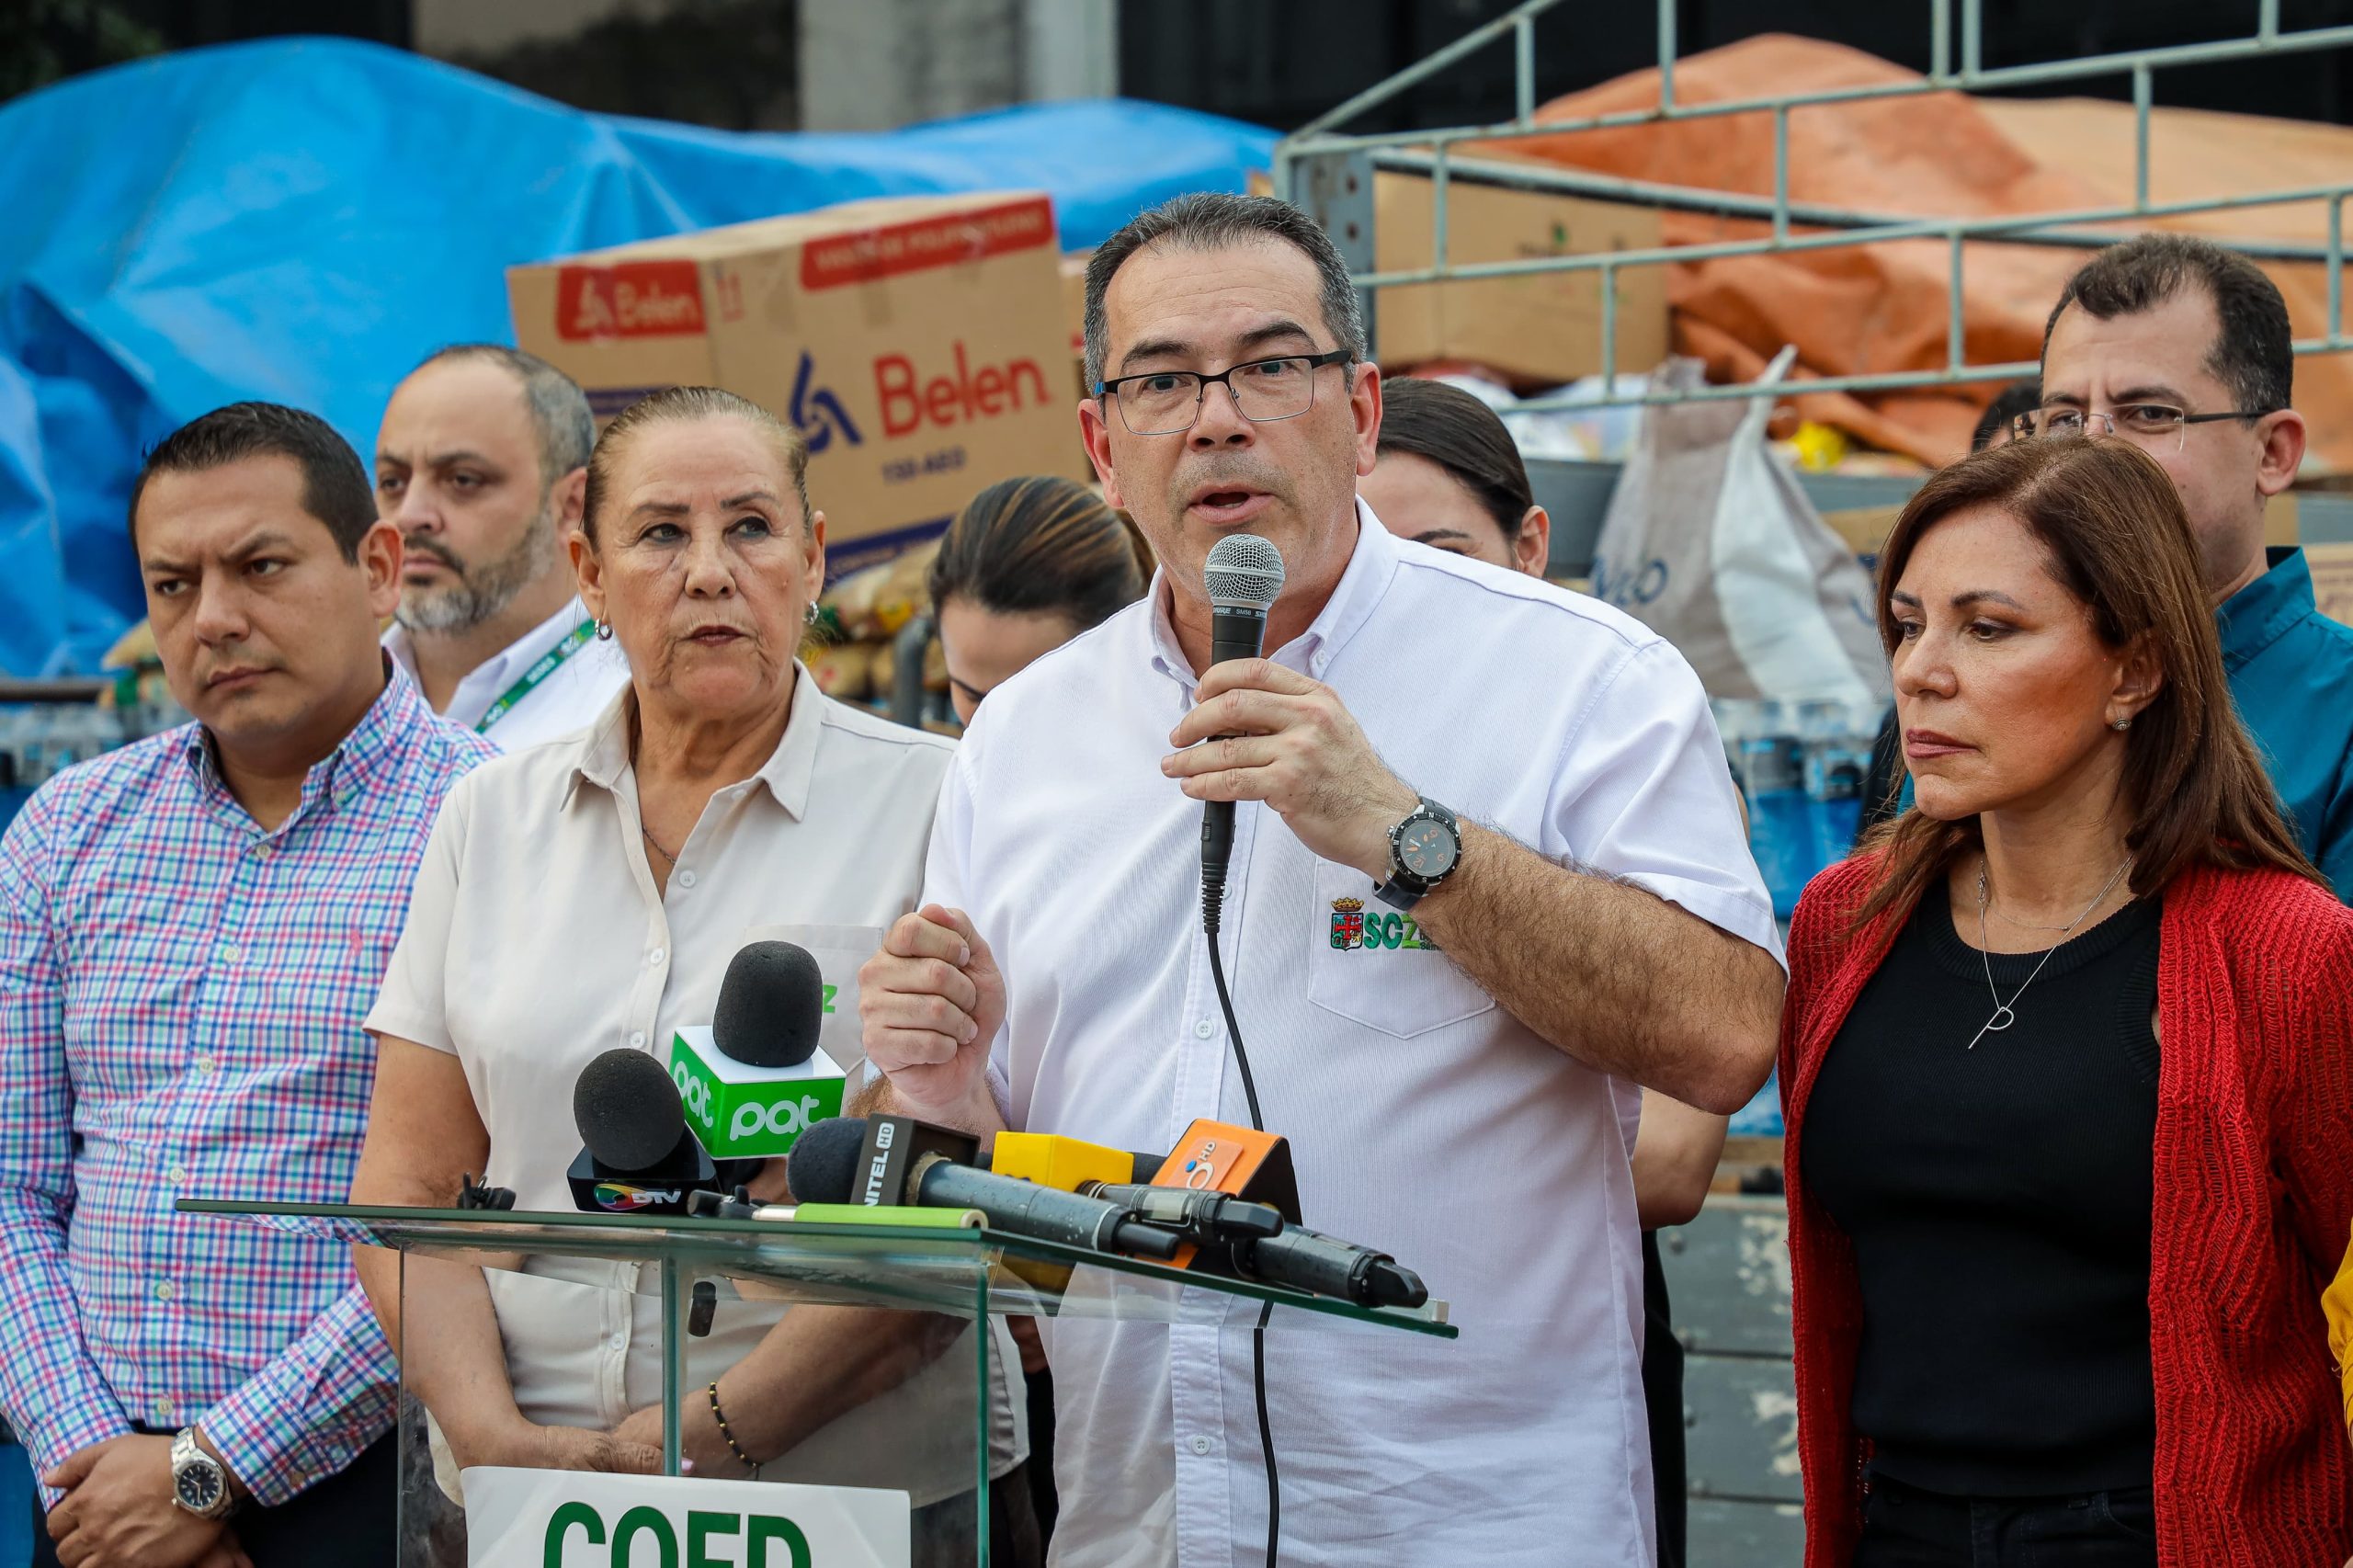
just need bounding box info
[555,261,708,341]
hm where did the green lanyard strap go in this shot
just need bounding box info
[475,618,598,734]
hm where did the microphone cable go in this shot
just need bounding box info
[1201,876,1279,1568]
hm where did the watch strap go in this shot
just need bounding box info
[170,1427,235,1520]
[1374,797,1461,910]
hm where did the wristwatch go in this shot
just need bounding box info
[1373,797,1461,912]
[169,1427,234,1520]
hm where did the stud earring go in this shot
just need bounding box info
[2110,716,2131,731]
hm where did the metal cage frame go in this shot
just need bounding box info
[1270,0,2353,414]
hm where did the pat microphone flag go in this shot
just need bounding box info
[666,1024,848,1159]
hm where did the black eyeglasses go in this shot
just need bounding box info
[2011,403,2279,452]
[1095,348,1355,436]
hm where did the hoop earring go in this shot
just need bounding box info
[804,602,821,627]
[595,620,614,642]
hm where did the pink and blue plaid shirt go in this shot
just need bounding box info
[0,669,491,1505]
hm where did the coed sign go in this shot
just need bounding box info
[462,1467,910,1568]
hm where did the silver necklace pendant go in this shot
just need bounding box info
[1968,857,2132,1050]
[1966,1004,2018,1051]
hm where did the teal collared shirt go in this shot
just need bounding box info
[2217,546,2353,898]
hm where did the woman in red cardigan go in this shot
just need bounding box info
[1779,434,2353,1566]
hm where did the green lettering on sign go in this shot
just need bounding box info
[687,1510,740,1568]
[747,1515,814,1568]
[821,983,837,1016]
[613,1506,680,1568]
[543,1502,605,1568]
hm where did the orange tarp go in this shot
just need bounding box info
[1484,36,2353,472]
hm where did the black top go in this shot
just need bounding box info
[1802,886,2164,1495]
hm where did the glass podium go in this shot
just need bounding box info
[181,1199,1454,1568]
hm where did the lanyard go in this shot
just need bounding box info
[475,619,597,734]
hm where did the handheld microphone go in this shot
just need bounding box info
[1237,1224,1428,1310]
[567,1048,721,1215]
[1199,534,1286,928]
[787,1117,1184,1261]
[668,941,849,1158]
[1076,1183,1285,1248]
[989,1131,1284,1245]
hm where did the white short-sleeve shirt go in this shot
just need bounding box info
[927,506,1779,1568]
[369,667,1024,1505]
[383,595,631,752]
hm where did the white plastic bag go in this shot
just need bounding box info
[1591,348,1889,704]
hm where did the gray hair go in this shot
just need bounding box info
[1083,192,1366,392]
[415,343,596,489]
[582,385,812,544]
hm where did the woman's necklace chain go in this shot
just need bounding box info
[1966,855,2133,1051]
[641,824,680,868]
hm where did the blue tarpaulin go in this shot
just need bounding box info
[0,38,1279,675]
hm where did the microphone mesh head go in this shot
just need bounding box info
[574,1048,687,1172]
[1203,534,1285,613]
[784,1117,870,1205]
[712,941,824,1069]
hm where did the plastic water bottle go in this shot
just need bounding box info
[1737,729,1813,917]
[1799,700,1869,874]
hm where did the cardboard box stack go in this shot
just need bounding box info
[509,191,1091,579]
[1243,168,1668,389]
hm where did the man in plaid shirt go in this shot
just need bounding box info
[0,403,494,1567]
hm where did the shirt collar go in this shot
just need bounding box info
[382,595,593,695]
[2216,546,2317,671]
[1144,500,1399,687]
[569,661,824,820]
[179,655,427,822]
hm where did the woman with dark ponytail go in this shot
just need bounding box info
[928,475,1152,724]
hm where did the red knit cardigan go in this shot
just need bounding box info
[1779,852,2353,1567]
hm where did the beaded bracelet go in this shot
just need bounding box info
[707,1381,756,1473]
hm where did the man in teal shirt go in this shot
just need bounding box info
[2021,234,2353,893]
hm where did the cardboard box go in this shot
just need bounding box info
[1371,171,1669,388]
[2309,540,2353,628]
[1823,505,1900,562]
[1061,251,1090,395]
[509,192,1091,577]
[1248,167,1667,388]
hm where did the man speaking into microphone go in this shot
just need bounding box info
[858,192,1784,1568]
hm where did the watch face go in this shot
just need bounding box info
[176,1465,222,1512]
[1398,818,1457,878]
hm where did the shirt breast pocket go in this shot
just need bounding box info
[1304,860,1495,1040]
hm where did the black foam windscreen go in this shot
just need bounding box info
[574,1048,687,1172]
[711,941,825,1069]
[784,1116,870,1205]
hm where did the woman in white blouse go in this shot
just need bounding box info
[348,387,1032,1562]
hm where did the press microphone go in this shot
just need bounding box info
[713,940,824,1066]
[567,1048,721,1215]
[1199,534,1286,930]
[787,1117,1184,1261]
[990,1125,1421,1304]
[1237,1224,1427,1310]
[990,1131,1283,1246]
[668,941,849,1159]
